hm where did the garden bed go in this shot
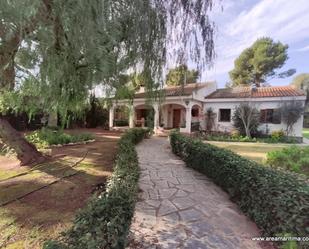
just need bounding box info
[202,132,300,144]
[26,128,95,149]
[170,131,309,248]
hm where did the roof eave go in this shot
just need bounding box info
[204,95,307,102]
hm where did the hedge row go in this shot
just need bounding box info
[44,128,150,249]
[170,132,309,240]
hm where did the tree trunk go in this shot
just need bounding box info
[0,117,46,166]
[48,112,58,127]
[245,126,251,138]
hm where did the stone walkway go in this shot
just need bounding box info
[127,137,265,249]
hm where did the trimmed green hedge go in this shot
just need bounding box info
[170,132,309,240]
[44,128,150,249]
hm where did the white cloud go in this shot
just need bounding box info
[205,0,309,83]
[296,45,309,52]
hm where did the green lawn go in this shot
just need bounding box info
[303,128,309,139]
[206,141,293,164]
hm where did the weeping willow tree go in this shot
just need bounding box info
[0,0,215,165]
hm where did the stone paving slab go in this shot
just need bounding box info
[127,137,266,249]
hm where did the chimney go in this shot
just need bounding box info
[251,83,258,92]
[138,86,145,93]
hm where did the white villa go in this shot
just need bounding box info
[109,82,306,139]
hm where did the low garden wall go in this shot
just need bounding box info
[170,131,309,247]
[44,128,150,249]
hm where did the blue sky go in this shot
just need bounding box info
[202,0,309,88]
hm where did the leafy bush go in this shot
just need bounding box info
[170,131,309,247]
[260,136,298,144]
[271,130,285,140]
[43,128,149,249]
[266,146,309,176]
[114,120,129,127]
[205,132,298,144]
[206,134,257,142]
[25,128,94,149]
[230,129,240,138]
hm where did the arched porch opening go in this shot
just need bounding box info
[113,105,130,127]
[160,103,186,129]
[134,104,155,128]
[191,104,203,131]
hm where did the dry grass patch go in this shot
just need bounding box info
[206,141,291,164]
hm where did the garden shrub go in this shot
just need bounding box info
[205,132,298,144]
[170,131,309,246]
[206,133,257,142]
[271,130,285,140]
[266,146,309,176]
[43,128,149,249]
[114,120,129,127]
[26,128,94,149]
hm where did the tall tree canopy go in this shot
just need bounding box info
[291,73,309,107]
[291,73,309,90]
[166,64,199,86]
[0,0,216,165]
[114,73,146,100]
[229,37,295,87]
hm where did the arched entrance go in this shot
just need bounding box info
[160,103,186,129]
[191,104,203,131]
[134,104,155,128]
[113,105,130,127]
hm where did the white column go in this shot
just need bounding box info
[163,106,168,128]
[153,104,159,133]
[185,105,192,133]
[129,105,134,128]
[109,106,114,130]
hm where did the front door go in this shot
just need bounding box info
[173,109,181,128]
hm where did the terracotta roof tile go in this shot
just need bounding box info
[134,82,209,99]
[205,86,306,99]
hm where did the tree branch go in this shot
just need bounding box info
[0,0,53,90]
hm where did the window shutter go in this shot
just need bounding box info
[266,109,273,123]
[272,109,281,124]
[260,110,267,123]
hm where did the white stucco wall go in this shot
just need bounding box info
[203,97,306,137]
[192,81,217,101]
[111,84,305,137]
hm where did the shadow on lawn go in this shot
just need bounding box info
[0,163,111,248]
[0,130,121,248]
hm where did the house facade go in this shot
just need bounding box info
[109,82,306,138]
